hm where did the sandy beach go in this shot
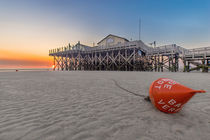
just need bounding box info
[0,71,209,140]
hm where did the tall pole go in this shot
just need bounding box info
[139,18,141,40]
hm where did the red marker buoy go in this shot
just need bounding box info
[149,78,206,113]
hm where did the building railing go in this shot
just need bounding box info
[147,44,188,55]
[184,47,210,55]
[49,42,210,58]
[49,40,150,54]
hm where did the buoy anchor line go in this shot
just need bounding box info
[111,79,147,99]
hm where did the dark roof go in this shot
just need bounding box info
[97,34,129,44]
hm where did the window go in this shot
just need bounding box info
[107,38,114,43]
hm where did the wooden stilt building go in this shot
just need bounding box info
[49,34,210,72]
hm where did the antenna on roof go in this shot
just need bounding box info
[139,18,141,41]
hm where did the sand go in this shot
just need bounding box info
[0,71,209,140]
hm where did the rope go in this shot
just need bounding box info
[111,79,150,101]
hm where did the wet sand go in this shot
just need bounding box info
[0,71,209,140]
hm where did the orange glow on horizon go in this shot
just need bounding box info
[0,49,52,68]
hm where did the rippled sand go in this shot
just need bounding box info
[0,71,209,140]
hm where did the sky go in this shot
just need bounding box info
[0,0,210,68]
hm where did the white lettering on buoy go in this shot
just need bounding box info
[157,98,182,112]
[164,84,172,90]
[162,79,177,84]
[158,99,165,104]
[155,85,161,90]
[155,79,177,91]
[175,108,181,112]
[168,108,176,112]
[174,103,182,108]
[157,80,164,84]
[168,99,176,105]
[162,104,170,110]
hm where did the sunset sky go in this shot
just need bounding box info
[0,0,210,68]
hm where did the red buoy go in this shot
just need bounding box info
[149,78,206,113]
